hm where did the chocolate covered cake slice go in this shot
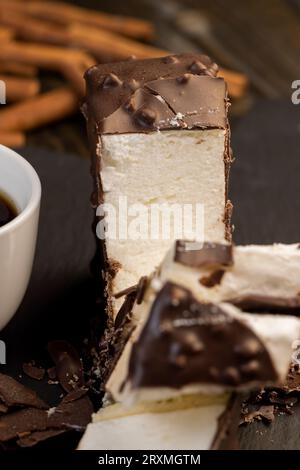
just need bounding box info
[83,54,232,319]
[107,283,300,405]
[78,263,300,450]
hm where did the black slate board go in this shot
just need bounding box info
[231,100,300,449]
[1,99,300,449]
[231,99,300,246]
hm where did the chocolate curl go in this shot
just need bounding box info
[48,341,84,393]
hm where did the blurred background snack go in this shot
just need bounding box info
[2,0,297,151]
[1,0,299,152]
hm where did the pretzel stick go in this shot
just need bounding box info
[0,6,247,98]
[68,23,167,61]
[0,131,25,147]
[0,87,78,132]
[0,10,163,61]
[0,25,14,42]
[0,62,38,77]
[0,42,95,96]
[0,7,70,46]
[0,0,154,40]
[0,74,40,102]
[0,39,94,70]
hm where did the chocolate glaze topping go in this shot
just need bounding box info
[175,240,233,268]
[82,54,233,382]
[84,53,227,134]
[128,282,277,389]
[229,294,300,315]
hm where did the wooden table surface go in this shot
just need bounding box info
[26,0,300,156]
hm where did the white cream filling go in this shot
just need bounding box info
[99,130,227,317]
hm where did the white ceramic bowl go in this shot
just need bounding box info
[0,145,41,330]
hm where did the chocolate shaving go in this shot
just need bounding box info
[0,408,48,442]
[48,341,84,392]
[0,373,47,409]
[279,365,300,393]
[241,405,275,424]
[17,429,65,448]
[95,313,135,387]
[229,294,300,314]
[48,396,93,431]
[0,396,93,444]
[61,388,88,404]
[241,365,300,428]
[114,291,136,330]
[114,284,138,299]
[268,392,297,407]
[136,276,148,304]
[22,363,45,381]
[114,276,148,304]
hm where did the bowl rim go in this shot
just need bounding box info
[0,145,41,236]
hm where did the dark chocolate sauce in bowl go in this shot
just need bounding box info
[0,191,18,228]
